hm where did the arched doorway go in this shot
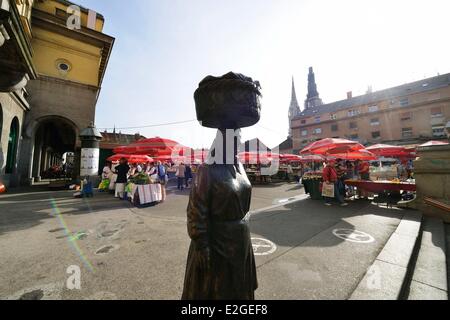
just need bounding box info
[31,116,77,181]
[5,117,20,174]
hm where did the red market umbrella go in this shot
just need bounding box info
[280,154,303,162]
[107,154,153,164]
[299,154,325,163]
[327,149,378,161]
[366,144,407,157]
[238,152,273,165]
[113,137,183,156]
[301,138,364,155]
[419,141,449,147]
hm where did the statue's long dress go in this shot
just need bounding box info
[182,163,258,300]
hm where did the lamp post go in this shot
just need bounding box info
[79,122,102,179]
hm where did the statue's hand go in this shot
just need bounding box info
[197,247,211,272]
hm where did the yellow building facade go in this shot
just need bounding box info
[0,0,114,187]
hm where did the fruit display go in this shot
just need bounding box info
[129,173,151,185]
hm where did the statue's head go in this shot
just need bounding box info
[194,72,261,129]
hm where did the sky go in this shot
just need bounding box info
[75,0,450,149]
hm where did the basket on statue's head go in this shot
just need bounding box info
[194,72,262,129]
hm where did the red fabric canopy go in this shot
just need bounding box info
[419,141,449,147]
[299,154,325,163]
[113,137,183,156]
[366,144,407,157]
[301,138,364,155]
[107,154,153,164]
[327,149,377,161]
[238,152,273,165]
[280,154,303,162]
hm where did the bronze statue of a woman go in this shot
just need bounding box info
[182,72,261,300]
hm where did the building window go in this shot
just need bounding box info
[370,118,380,126]
[349,134,359,141]
[330,114,337,120]
[314,116,321,123]
[430,107,443,118]
[400,112,412,121]
[432,125,446,137]
[371,131,381,139]
[368,105,379,112]
[402,127,413,138]
[301,120,306,125]
[348,110,360,117]
[301,130,308,136]
[331,124,338,132]
[313,128,322,135]
[400,98,409,107]
[349,122,358,129]
[55,8,68,20]
[55,59,72,73]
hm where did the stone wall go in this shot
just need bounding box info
[0,92,26,187]
[16,76,99,185]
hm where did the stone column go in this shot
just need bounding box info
[79,123,103,185]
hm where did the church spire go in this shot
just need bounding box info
[304,67,323,109]
[289,77,301,114]
[288,77,301,137]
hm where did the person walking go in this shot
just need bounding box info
[286,163,294,182]
[114,158,130,200]
[176,162,186,191]
[156,161,168,202]
[185,164,193,188]
[322,160,348,207]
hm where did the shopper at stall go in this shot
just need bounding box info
[406,159,414,179]
[345,161,356,198]
[322,160,348,207]
[335,159,347,199]
[176,162,186,191]
[114,158,130,200]
[356,159,370,200]
[156,161,168,202]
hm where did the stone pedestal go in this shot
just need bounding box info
[408,144,450,222]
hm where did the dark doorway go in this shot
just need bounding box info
[5,117,19,174]
[32,117,77,181]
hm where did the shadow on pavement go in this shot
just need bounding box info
[0,191,133,236]
[250,199,401,249]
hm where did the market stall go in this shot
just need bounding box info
[302,171,323,200]
[344,179,416,193]
[239,152,274,184]
[126,172,162,207]
[345,179,416,207]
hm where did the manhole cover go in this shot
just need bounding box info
[251,238,277,256]
[332,229,375,243]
